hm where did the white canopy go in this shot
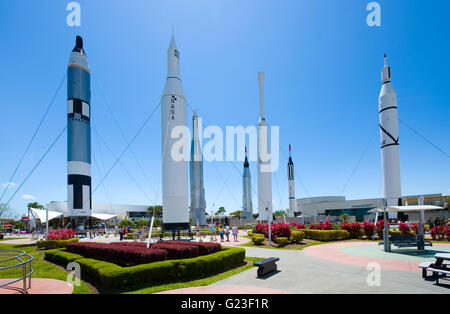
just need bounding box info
[30,208,63,223]
[368,205,444,213]
[91,213,117,221]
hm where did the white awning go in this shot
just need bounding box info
[30,208,63,223]
[91,213,117,221]
[368,205,444,213]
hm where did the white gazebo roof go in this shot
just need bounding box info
[30,208,63,223]
[368,205,444,213]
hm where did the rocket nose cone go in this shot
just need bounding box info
[73,35,86,55]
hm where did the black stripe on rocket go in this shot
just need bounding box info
[68,174,92,210]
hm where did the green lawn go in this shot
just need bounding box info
[1,242,264,294]
[0,243,93,294]
[122,257,264,294]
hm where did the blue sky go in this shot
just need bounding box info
[0,0,449,217]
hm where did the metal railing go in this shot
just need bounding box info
[0,249,34,294]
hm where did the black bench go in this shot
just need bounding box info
[254,257,279,277]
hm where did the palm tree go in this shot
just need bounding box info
[340,213,350,223]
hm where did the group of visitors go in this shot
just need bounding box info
[218,225,239,242]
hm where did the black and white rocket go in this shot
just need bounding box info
[257,71,273,222]
[287,144,295,218]
[378,55,402,208]
[190,110,206,225]
[161,33,190,231]
[242,147,253,219]
[67,36,92,217]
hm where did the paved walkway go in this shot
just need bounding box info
[156,285,288,294]
[0,278,73,294]
[209,244,450,294]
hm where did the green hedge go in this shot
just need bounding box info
[290,230,305,243]
[303,229,350,241]
[45,246,245,291]
[36,238,79,250]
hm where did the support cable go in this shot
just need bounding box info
[4,126,67,208]
[0,73,66,203]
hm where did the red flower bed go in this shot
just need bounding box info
[308,220,333,230]
[362,221,375,238]
[66,242,168,267]
[289,222,306,230]
[162,241,221,256]
[340,222,362,238]
[47,228,76,240]
[151,243,199,259]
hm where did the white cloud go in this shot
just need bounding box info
[22,194,36,200]
[2,182,16,188]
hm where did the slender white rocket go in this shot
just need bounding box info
[287,144,295,217]
[257,71,273,222]
[242,146,253,219]
[379,54,402,208]
[161,33,190,230]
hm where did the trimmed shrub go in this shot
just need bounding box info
[376,219,389,239]
[275,237,288,246]
[290,230,304,243]
[303,229,350,241]
[45,247,245,291]
[36,238,79,250]
[362,221,375,239]
[340,222,362,239]
[389,230,415,237]
[308,220,333,230]
[252,234,265,245]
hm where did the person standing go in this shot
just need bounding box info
[225,225,230,242]
[219,227,224,242]
[232,224,238,242]
[119,227,124,241]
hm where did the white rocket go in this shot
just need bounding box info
[161,33,190,231]
[242,147,253,219]
[379,54,402,208]
[287,144,295,218]
[190,110,206,225]
[257,71,273,222]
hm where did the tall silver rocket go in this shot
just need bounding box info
[67,36,92,218]
[190,110,206,225]
[161,33,190,230]
[287,144,295,218]
[242,147,253,219]
[379,55,402,208]
[257,71,273,222]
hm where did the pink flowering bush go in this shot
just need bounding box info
[340,222,362,238]
[398,222,411,235]
[308,220,333,230]
[362,221,375,238]
[47,228,76,240]
[410,223,427,235]
[254,222,291,239]
[289,222,306,230]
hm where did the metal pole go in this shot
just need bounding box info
[146,216,155,248]
[383,210,391,252]
[267,207,271,246]
[45,206,48,239]
[418,196,425,250]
